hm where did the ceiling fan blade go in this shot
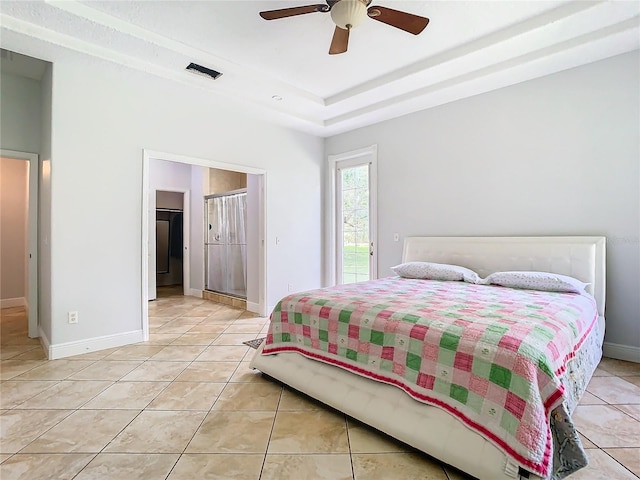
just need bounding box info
[329,26,349,55]
[367,6,429,35]
[259,4,329,20]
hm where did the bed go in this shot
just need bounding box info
[249,236,606,480]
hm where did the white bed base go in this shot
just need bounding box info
[250,236,606,480]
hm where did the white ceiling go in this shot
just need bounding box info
[0,1,638,137]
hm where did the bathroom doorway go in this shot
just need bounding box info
[142,149,267,341]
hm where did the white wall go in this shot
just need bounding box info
[39,63,53,343]
[326,51,640,351]
[0,73,41,153]
[246,174,260,310]
[47,54,323,348]
[0,158,28,303]
[189,165,205,295]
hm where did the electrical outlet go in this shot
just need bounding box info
[394,233,400,242]
[68,311,78,324]
[288,284,294,292]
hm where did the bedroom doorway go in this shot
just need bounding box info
[0,150,39,338]
[328,145,378,285]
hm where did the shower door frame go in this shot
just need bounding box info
[204,188,248,299]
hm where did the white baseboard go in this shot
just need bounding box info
[603,342,640,364]
[38,326,51,359]
[47,329,145,360]
[1,297,26,309]
[187,289,202,298]
[247,301,260,314]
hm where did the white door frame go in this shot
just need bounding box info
[142,149,268,341]
[327,145,378,287]
[1,149,39,338]
[150,189,190,300]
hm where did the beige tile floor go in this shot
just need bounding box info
[1,289,638,480]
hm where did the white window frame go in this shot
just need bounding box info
[327,145,378,287]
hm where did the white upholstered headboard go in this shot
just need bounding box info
[402,236,606,317]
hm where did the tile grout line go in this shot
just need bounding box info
[576,371,640,480]
[68,403,147,479]
[257,385,284,479]
[345,416,357,480]
[161,385,214,480]
[599,448,640,479]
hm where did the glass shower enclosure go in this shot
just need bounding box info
[205,189,247,299]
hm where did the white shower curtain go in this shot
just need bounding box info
[205,191,247,298]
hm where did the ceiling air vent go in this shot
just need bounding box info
[186,62,222,80]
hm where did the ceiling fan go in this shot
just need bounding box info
[259,0,429,55]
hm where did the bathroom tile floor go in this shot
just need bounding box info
[1,290,638,479]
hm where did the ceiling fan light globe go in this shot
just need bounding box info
[330,0,367,29]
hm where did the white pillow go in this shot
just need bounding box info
[391,262,480,284]
[481,271,589,294]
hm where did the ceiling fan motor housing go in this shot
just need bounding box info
[330,0,367,29]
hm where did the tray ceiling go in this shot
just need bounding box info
[1,1,638,136]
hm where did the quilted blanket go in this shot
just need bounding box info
[262,277,599,478]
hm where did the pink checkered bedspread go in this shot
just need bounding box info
[262,277,598,477]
